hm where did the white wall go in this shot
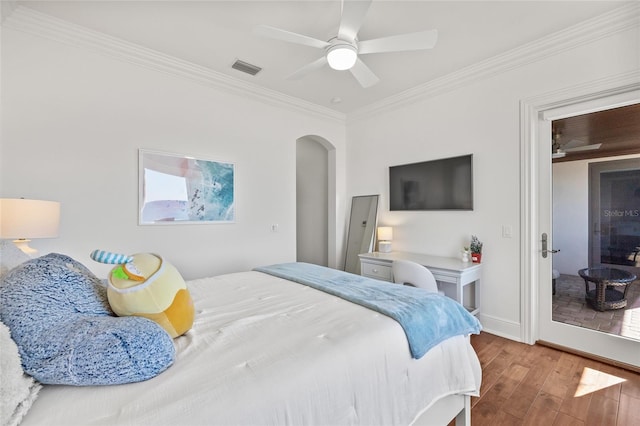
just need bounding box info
[552,160,588,276]
[0,28,346,280]
[345,25,639,340]
[552,154,640,276]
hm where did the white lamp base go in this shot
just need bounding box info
[13,239,37,257]
[379,241,392,253]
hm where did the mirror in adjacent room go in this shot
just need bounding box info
[344,195,379,274]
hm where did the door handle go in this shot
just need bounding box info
[541,233,561,258]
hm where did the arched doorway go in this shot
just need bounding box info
[296,135,336,268]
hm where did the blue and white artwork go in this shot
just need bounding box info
[139,150,235,224]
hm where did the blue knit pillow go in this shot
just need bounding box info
[0,253,175,385]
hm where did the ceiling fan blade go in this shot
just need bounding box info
[562,139,587,149]
[338,0,372,42]
[349,58,380,88]
[286,56,328,80]
[564,143,602,153]
[254,25,329,49]
[359,29,438,54]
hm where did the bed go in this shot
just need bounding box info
[2,256,481,426]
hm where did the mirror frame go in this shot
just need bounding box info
[344,195,379,273]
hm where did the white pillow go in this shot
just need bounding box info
[0,241,31,279]
[0,321,41,426]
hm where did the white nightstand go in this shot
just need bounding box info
[358,251,482,315]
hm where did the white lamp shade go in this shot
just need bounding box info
[377,226,393,242]
[0,198,61,239]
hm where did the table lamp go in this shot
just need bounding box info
[377,226,393,253]
[0,198,61,256]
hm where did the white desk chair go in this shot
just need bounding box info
[392,259,444,295]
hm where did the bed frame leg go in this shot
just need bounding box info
[455,395,471,426]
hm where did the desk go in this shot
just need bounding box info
[578,267,637,311]
[358,251,482,315]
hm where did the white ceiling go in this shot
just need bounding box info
[16,0,629,114]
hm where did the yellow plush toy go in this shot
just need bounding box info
[90,250,194,338]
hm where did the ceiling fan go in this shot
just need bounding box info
[552,133,602,159]
[253,0,438,88]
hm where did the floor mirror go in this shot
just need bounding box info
[344,195,379,274]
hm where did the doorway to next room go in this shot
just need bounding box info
[551,104,640,342]
[296,135,331,268]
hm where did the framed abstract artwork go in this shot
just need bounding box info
[139,149,235,224]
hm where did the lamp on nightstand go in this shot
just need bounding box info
[377,226,393,253]
[0,198,61,256]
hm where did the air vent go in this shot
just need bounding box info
[231,59,262,76]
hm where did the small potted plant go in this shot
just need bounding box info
[470,235,483,263]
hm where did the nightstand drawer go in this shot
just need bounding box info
[361,262,392,281]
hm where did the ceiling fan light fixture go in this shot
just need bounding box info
[326,44,357,70]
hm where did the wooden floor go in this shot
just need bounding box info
[468,333,640,425]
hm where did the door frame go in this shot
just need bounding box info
[520,71,640,352]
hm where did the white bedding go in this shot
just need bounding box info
[21,270,481,425]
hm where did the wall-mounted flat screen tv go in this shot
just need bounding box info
[389,154,473,211]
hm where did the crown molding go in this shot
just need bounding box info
[4,4,638,125]
[348,2,640,123]
[3,6,346,124]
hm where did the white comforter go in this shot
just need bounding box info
[22,271,481,425]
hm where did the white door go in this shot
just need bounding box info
[536,92,640,368]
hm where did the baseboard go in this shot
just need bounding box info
[477,313,522,342]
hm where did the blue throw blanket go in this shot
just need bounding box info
[254,262,481,359]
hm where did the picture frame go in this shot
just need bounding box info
[139,149,235,225]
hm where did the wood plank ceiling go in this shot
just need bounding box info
[551,103,640,163]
